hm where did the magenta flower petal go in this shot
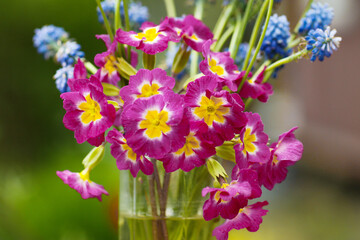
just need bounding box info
[106,129,154,177]
[213,201,269,240]
[57,170,108,201]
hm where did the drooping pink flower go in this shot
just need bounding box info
[169,15,213,52]
[61,77,116,146]
[199,40,240,91]
[185,76,247,146]
[106,128,154,177]
[234,112,270,168]
[159,118,216,172]
[56,170,108,201]
[94,34,138,86]
[121,92,186,159]
[120,68,175,105]
[239,67,273,103]
[212,201,269,240]
[202,168,262,221]
[256,127,303,190]
[116,18,179,55]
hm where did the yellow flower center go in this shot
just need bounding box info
[104,55,117,74]
[189,34,198,41]
[175,132,200,156]
[135,28,160,42]
[272,155,279,165]
[194,96,229,126]
[122,141,138,162]
[79,170,91,183]
[208,58,225,76]
[241,128,257,154]
[214,183,230,202]
[137,83,160,98]
[139,110,170,138]
[78,94,103,124]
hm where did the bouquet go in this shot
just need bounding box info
[33,0,341,239]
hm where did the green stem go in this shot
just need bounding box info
[287,38,301,49]
[238,0,273,93]
[230,0,254,59]
[241,0,269,71]
[294,0,314,34]
[84,61,98,74]
[266,48,308,72]
[96,0,114,41]
[190,0,205,76]
[212,0,237,48]
[164,0,176,17]
[214,25,235,52]
[115,0,121,31]
[229,12,242,58]
[123,0,131,61]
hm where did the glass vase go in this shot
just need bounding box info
[118,163,218,240]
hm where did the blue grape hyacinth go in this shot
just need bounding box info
[33,25,68,59]
[55,41,85,66]
[299,2,334,35]
[261,14,291,60]
[305,26,342,62]
[54,65,74,93]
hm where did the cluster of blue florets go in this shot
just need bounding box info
[305,26,341,62]
[54,65,74,93]
[261,14,291,60]
[33,25,68,59]
[299,2,333,35]
[97,0,149,28]
[234,43,260,69]
[33,25,85,93]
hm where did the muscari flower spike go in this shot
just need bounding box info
[33,25,68,59]
[54,65,74,93]
[305,26,342,62]
[234,43,260,70]
[298,2,334,35]
[55,40,85,66]
[260,14,291,60]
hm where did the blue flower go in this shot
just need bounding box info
[305,26,342,62]
[234,43,260,69]
[97,0,122,23]
[261,14,291,60]
[129,2,149,26]
[55,41,85,66]
[33,25,68,59]
[298,2,333,35]
[54,65,74,93]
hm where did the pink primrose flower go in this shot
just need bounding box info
[121,92,186,159]
[61,76,116,146]
[94,34,138,86]
[56,170,108,201]
[185,76,247,146]
[212,201,269,240]
[238,67,273,102]
[202,168,262,221]
[234,112,270,167]
[159,118,216,172]
[169,15,213,52]
[200,40,240,91]
[255,127,303,190]
[116,18,179,55]
[106,128,154,177]
[120,68,175,105]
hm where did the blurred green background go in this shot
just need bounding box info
[1,0,360,239]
